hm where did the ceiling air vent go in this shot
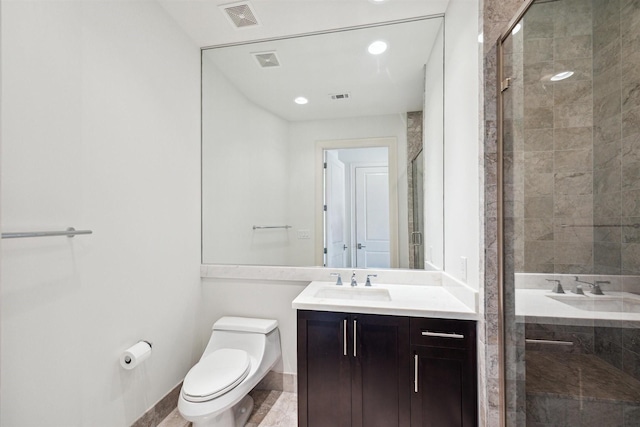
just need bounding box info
[253,51,280,68]
[220,1,260,29]
[330,93,351,100]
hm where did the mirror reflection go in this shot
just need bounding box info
[202,17,444,269]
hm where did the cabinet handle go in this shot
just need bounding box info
[343,319,347,356]
[414,354,418,393]
[353,319,357,357]
[421,331,464,339]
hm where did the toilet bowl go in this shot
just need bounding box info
[178,317,282,427]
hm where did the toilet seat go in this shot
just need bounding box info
[182,349,251,403]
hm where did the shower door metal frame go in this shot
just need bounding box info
[496,0,538,425]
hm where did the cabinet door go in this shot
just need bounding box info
[297,310,352,427]
[352,314,411,427]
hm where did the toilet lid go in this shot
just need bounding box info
[182,349,251,403]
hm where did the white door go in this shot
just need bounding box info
[325,151,348,267]
[355,166,390,268]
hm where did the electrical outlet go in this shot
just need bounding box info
[460,256,467,282]
[297,229,311,239]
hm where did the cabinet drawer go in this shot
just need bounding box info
[410,318,475,349]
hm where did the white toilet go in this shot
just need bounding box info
[178,316,282,427]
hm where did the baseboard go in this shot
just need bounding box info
[131,382,183,427]
[255,371,297,393]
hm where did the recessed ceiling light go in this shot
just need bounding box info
[512,23,522,35]
[369,0,387,3]
[478,32,483,43]
[368,40,387,55]
[550,71,574,81]
[294,96,308,105]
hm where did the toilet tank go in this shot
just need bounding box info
[201,317,280,363]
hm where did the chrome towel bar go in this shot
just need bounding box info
[252,225,292,230]
[1,227,93,239]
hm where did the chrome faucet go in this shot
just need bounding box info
[546,279,565,294]
[351,271,358,287]
[365,274,377,287]
[573,276,606,295]
[330,273,343,286]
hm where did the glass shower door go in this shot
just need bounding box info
[501,1,640,425]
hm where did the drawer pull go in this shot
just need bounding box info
[421,331,464,339]
[525,339,573,346]
[414,354,418,393]
[343,319,348,356]
[353,319,357,357]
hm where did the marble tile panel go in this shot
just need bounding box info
[595,113,622,144]
[555,126,593,151]
[594,217,622,243]
[593,0,621,29]
[594,241,622,271]
[580,401,625,427]
[555,264,595,274]
[524,151,553,173]
[525,240,555,265]
[622,327,640,355]
[623,133,640,163]
[622,20,640,60]
[596,90,623,121]
[624,105,640,139]
[624,404,640,427]
[593,19,620,53]
[503,151,523,185]
[555,149,592,172]
[525,172,554,196]
[503,117,524,152]
[554,100,593,129]
[554,194,593,218]
[622,189,640,216]
[555,241,593,265]
[594,140,622,170]
[623,217,640,243]
[524,82,554,108]
[524,218,554,241]
[594,39,622,77]
[622,242,640,274]
[524,106,554,129]
[622,161,640,191]
[554,35,592,61]
[524,38,554,65]
[623,347,640,382]
[554,171,593,195]
[625,79,640,114]
[594,191,622,218]
[594,167,622,195]
[524,128,553,152]
[594,64,621,99]
[524,61,554,85]
[621,0,640,33]
[554,80,593,107]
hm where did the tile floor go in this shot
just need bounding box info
[157,390,297,427]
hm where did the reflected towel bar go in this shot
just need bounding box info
[560,223,640,228]
[252,225,292,230]
[1,227,93,239]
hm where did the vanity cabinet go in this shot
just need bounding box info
[297,310,411,427]
[297,310,477,427]
[410,318,477,427]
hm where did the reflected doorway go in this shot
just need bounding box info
[324,147,390,268]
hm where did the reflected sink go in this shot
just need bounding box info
[314,286,392,301]
[547,294,640,313]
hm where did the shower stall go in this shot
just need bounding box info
[500,0,640,425]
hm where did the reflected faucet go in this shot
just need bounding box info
[351,271,358,287]
[573,276,606,295]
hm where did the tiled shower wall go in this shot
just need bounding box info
[407,111,423,269]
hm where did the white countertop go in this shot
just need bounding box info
[292,281,478,320]
[516,289,640,327]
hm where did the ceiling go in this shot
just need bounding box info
[160,0,449,122]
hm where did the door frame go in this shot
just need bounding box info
[315,137,399,268]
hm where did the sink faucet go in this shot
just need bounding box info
[365,274,377,287]
[573,276,606,295]
[330,273,343,286]
[351,271,357,287]
[546,279,565,294]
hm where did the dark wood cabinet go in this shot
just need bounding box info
[297,310,410,427]
[410,318,477,427]
[297,310,477,427]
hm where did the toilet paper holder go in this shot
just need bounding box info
[121,340,153,369]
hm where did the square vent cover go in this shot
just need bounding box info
[330,93,351,100]
[253,51,280,68]
[220,1,260,29]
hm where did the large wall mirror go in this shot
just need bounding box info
[202,16,444,270]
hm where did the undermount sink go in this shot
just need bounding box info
[547,294,640,313]
[314,286,392,301]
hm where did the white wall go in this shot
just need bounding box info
[443,0,480,289]
[201,58,290,265]
[1,1,201,426]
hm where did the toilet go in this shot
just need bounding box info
[178,316,282,427]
